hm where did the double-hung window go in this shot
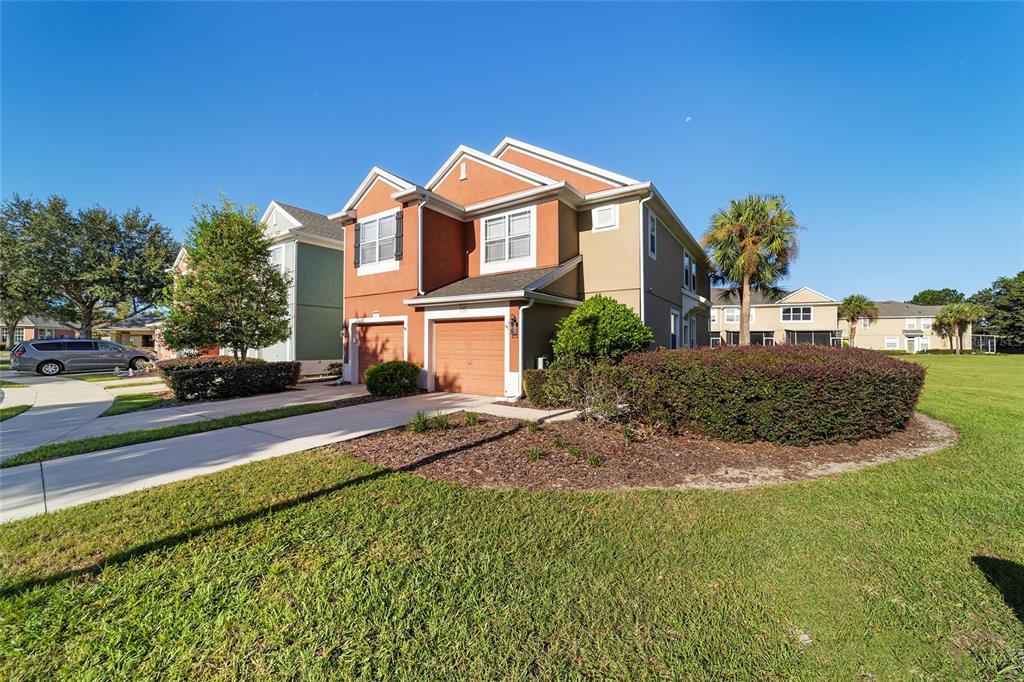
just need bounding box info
[860,317,870,329]
[885,336,898,349]
[921,319,932,331]
[905,318,917,330]
[724,308,740,323]
[683,253,691,290]
[483,207,533,270]
[781,306,812,322]
[359,213,397,265]
[670,310,680,349]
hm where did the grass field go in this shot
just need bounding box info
[1,355,1021,679]
[0,404,31,422]
[100,391,174,417]
[0,380,28,388]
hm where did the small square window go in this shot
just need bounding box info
[592,205,618,231]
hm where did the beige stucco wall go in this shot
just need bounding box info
[711,302,841,342]
[522,302,572,370]
[840,316,964,351]
[578,198,641,308]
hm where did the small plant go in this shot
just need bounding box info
[568,445,583,459]
[527,419,541,433]
[620,425,635,445]
[586,452,602,468]
[429,413,452,430]
[408,411,429,433]
[325,361,344,376]
[552,435,565,448]
[526,446,544,461]
[464,411,479,426]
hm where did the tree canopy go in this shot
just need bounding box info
[161,199,291,359]
[838,295,878,348]
[969,272,1024,346]
[934,302,986,354]
[907,288,965,306]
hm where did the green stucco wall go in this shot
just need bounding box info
[295,242,344,361]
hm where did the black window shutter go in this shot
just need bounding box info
[353,223,361,267]
[394,211,404,260]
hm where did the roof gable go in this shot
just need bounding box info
[341,167,414,213]
[778,287,836,304]
[426,145,554,194]
[491,137,639,190]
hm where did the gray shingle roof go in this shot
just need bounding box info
[17,316,74,328]
[419,265,566,299]
[711,287,790,306]
[276,202,344,242]
[873,301,944,317]
[101,313,164,330]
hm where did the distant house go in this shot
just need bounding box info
[709,287,843,347]
[839,301,964,353]
[98,313,165,355]
[1,316,77,349]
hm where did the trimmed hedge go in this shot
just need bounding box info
[531,346,925,445]
[364,360,420,398]
[522,369,549,406]
[156,355,265,379]
[165,360,300,401]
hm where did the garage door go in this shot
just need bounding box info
[433,319,505,396]
[356,323,405,383]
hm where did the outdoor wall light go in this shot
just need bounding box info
[508,315,518,336]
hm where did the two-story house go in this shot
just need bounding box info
[839,301,963,353]
[334,138,710,397]
[709,287,843,346]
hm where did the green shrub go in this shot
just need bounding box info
[586,452,602,468]
[364,360,420,398]
[464,411,479,426]
[621,346,925,445]
[164,361,300,401]
[526,446,544,461]
[429,413,452,430]
[325,361,344,376]
[522,369,549,406]
[408,411,429,433]
[156,355,265,379]
[536,359,635,421]
[552,294,654,362]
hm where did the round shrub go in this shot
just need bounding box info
[364,360,421,397]
[156,355,264,379]
[165,360,299,401]
[552,294,654,362]
[621,345,926,445]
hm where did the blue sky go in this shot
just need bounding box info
[3,2,1021,300]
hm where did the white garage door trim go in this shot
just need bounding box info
[345,315,408,384]
[423,304,516,398]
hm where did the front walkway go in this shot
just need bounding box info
[0,373,113,458]
[0,392,493,522]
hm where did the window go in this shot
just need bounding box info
[885,336,898,350]
[592,204,618,232]
[683,253,691,290]
[40,328,55,339]
[682,315,690,348]
[270,245,284,273]
[32,341,66,351]
[749,308,756,323]
[860,318,870,329]
[710,336,723,348]
[670,310,680,349]
[724,308,740,323]
[781,306,812,322]
[921,318,932,331]
[905,318,917,330]
[752,331,774,346]
[919,337,930,352]
[689,314,697,348]
[647,213,657,258]
[483,207,533,268]
[691,260,697,291]
[359,213,397,266]
[67,341,97,350]
[97,341,120,351]
[710,309,717,324]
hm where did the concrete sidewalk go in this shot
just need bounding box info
[0,392,491,522]
[0,374,113,459]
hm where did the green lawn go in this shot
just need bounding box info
[0,404,31,421]
[100,392,175,417]
[0,380,28,388]
[75,373,132,383]
[1,355,1022,679]
[100,379,167,390]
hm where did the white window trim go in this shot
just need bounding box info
[479,205,537,275]
[670,309,681,349]
[591,203,619,232]
[860,318,870,329]
[921,318,932,331]
[780,306,813,323]
[710,309,718,324]
[269,244,285,274]
[688,314,696,348]
[647,213,657,259]
[905,318,917,330]
[356,208,401,277]
[885,336,899,349]
[724,307,740,324]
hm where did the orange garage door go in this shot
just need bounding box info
[434,319,505,396]
[356,323,405,383]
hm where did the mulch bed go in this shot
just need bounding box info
[334,412,958,491]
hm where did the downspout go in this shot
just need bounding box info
[638,192,654,323]
[517,296,536,397]
[417,198,425,295]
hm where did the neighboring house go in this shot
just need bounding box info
[254,202,345,373]
[709,287,843,346]
[0,317,77,348]
[333,137,710,398]
[839,301,964,353]
[99,314,164,354]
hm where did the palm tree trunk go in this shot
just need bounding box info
[849,323,857,349]
[739,274,751,345]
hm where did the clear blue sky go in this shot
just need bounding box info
[3,2,1022,300]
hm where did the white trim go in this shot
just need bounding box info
[426,145,554,191]
[670,308,681,349]
[259,201,304,230]
[422,304,514,398]
[778,287,837,303]
[884,336,899,350]
[490,137,640,187]
[591,203,619,232]
[355,207,402,276]
[404,289,582,308]
[905,318,917,330]
[724,307,740,324]
[479,204,537,275]
[341,167,415,213]
[780,306,814,323]
[346,315,409,385]
[287,242,297,361]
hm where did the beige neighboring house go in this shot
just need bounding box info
[1,317,77,348]
[98,313,165,354]
[840,301,964,353]
[709,287,842,346]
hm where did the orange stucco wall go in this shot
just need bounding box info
[497,148,617,194]
[433,157,535,205]
[357,178,404,217]
[421,207,467,293]
[466,198,565,277]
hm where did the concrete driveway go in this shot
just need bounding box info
[0,392,492,523]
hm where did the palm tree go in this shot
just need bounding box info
[838,295,878,348]
[702,194,800,345]
[935,302,986,354]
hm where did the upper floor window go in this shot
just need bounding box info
[360,213,397,265]
[592,204,618,232]
[481,206,535,273]
[683,253,691,289]
[781,306,812,322]
[670,310,680,349]
[905,318,917,330]
[690,260,697,291]
[860,317,870,329]
[921,318,932,331]
[647,213,657,258]
[270,245,285,274]
[710,308,718,324]
[724,307,739,323]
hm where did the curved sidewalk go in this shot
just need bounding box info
[0,373,113,459]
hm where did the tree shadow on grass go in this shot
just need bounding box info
[1,423,522,599]
[972,555,1024,622]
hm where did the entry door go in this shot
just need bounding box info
[905,337,917,354]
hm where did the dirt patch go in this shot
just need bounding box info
[333,412,959,491]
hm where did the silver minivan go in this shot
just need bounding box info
[9,339,154,375]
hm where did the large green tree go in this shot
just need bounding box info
[908,288,965,306]
[934,302,987,355]
[702,194,800,345]
[0,196,49,347]
[161,199,291,359]
[838,294,878,349]
[969,272,1024,345]
[17,195,178,338]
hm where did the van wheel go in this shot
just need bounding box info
[129,357,148,371]
[38,360,63,376]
